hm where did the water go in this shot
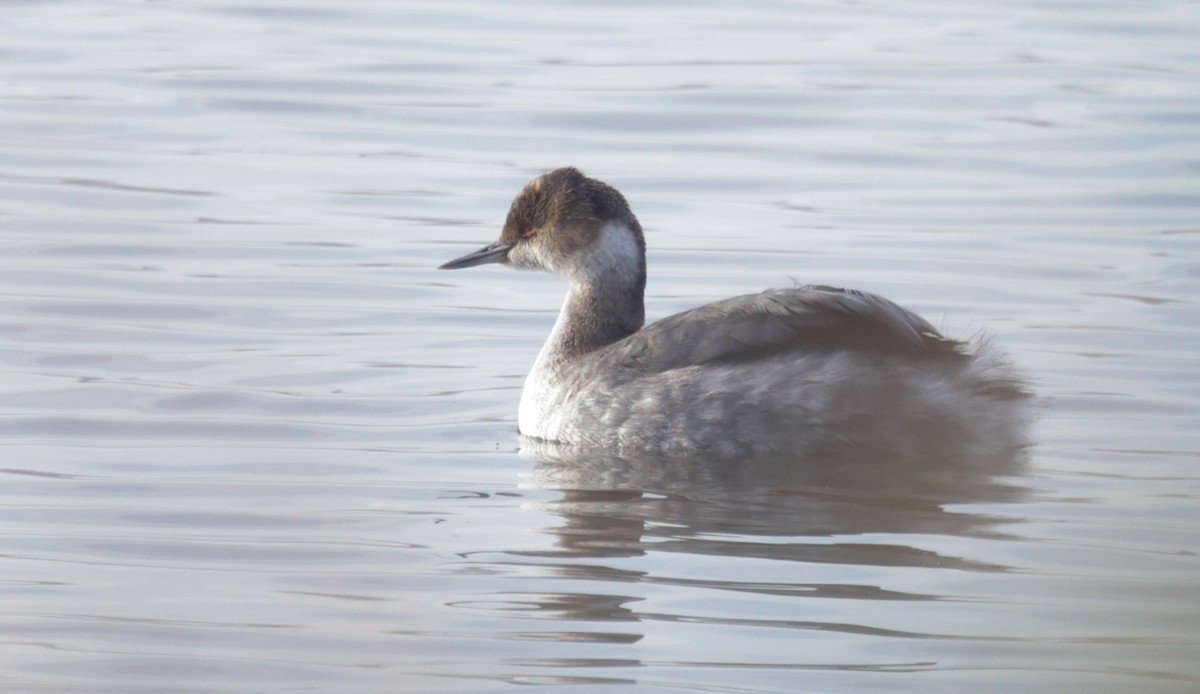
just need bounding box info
[2,1,1198,692]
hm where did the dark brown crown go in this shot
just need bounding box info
[500,168,643,252]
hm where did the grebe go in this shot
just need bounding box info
[440,167,1028,459]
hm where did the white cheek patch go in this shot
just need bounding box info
[509,221,641,281]
[573,222,641,282]
[508,243,547,271]
[529,243,559,271]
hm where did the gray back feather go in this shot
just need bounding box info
[609,285,966,374]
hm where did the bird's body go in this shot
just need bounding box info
[440,168,1028,460]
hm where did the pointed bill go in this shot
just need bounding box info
[438,241,513,270]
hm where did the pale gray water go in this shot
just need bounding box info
[2,1,1198,692]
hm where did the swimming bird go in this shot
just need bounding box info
[440,167,1028,460]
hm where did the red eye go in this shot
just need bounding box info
[522,227,538,238]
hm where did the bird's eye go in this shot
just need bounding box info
[521,226,538,238]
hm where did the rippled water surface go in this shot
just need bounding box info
[2,1,1199,692]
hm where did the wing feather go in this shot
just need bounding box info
[613,285,965,374]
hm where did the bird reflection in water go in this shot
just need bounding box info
[519,413,1031,573]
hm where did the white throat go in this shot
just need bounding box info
[518,287,575,439]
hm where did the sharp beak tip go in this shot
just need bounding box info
[437,242,512,271]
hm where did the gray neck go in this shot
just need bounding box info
[548,274,645,364]
[534,219,648,371]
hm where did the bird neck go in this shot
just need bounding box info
[547,277,645,363]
